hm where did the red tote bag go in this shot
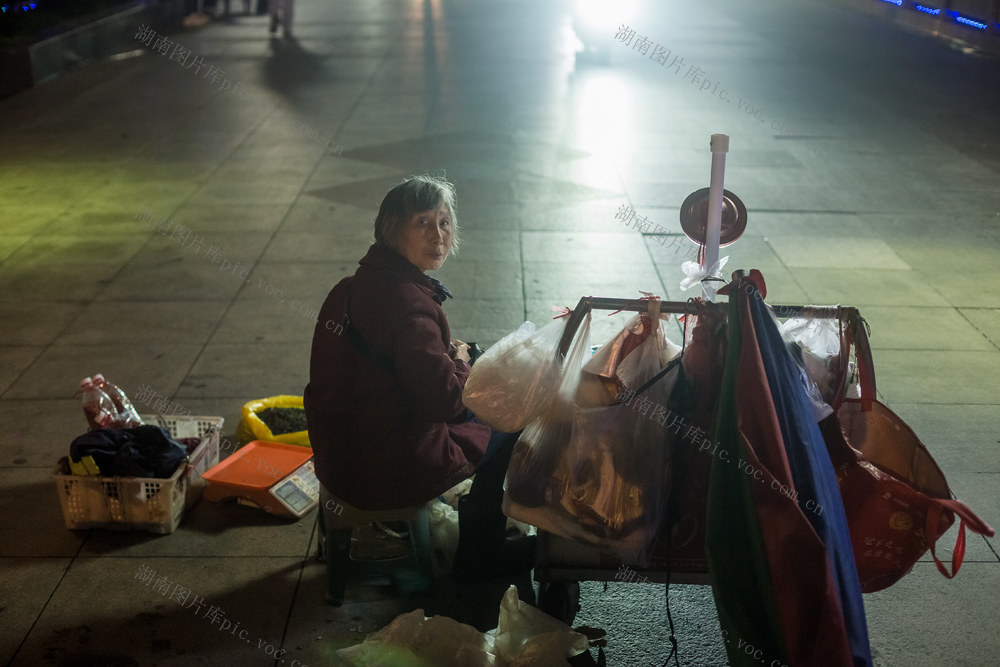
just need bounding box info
[819,311,994,593]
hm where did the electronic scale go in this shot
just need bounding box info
[202,441,319,518]
[267,460,320,518]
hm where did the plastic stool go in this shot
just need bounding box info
[316,485,432,606]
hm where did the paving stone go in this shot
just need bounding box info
[1,0,998,663]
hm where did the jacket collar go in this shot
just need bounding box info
[360,244,454,304]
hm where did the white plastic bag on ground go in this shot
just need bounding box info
[336,586,589,666]
[337,609,495,666]
[490,585,590,666]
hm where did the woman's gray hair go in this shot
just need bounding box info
[374,175,460,255]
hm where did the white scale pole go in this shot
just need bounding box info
[702,134,729,302]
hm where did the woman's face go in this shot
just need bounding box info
[396,203,454,272]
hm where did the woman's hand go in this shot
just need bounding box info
[449,339,471,363]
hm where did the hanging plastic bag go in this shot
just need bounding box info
[580,313,654,399]
[463,318,569,432]
[780,315,845,405]
[576,296,681,405]
[504,303,683,566]
[503,312,591,509]
[559,301,682,565]
[612,314,682,391]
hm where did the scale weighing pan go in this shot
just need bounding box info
[202,440,318,517]
[679,187,748,247]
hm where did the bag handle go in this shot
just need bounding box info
[617,356,684,404]
[926,498,996,579]
[557,299,593,363]
[556,295,673,363]
[830,308,876,412]
[850,311,876,412]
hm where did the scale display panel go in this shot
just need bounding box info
[268,460,319,517]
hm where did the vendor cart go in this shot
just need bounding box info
[529,294,854,623]
[503,135,991,666]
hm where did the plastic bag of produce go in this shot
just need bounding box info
[237,395,310,446]
[505,301,683,566]
[503,312,591,510]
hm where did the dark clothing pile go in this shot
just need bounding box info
[69,426,190,478]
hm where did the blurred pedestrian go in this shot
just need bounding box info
[268,0,294,38]
[220,0,252,16]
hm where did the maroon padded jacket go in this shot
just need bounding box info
[304,244,491,510]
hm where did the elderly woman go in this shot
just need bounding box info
[304,175,533,581]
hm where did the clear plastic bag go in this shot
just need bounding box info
[560,304,681,565]
[337,585,588,666]
[612,315,682,391]
[779,315,852,420]
[780,317,841,402]
[463,318,569,432]
[490,585,590,666]
[337,608,496,666]
[504,305,682,566]
[581,314,652,396]
[427,499,460,576]
[503,313,591,509]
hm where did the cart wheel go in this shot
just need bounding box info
[538,581,581,626]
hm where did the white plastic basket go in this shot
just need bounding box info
[51,415,223,534]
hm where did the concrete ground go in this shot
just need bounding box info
[1,0,998,664]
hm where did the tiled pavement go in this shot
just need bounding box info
[1,0,998,664]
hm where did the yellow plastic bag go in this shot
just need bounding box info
[236,395,310,446]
